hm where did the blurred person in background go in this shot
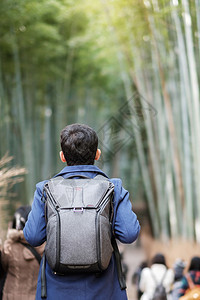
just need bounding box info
[178,256,200,298]
[0,206,44,300]
[139,253,174,300]
[171,258,186,300]
[0,241,6,300]
[132,261,148,300]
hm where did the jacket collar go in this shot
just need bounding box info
[54,165,108,178]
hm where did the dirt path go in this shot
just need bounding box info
[120,243,146,300]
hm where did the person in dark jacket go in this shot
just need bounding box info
[132,261,148,300]
[23,123,141,300]
[171,258,186,300]
[178,256,200,298]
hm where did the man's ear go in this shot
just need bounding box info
[95,149,101,161]
[60,151,66,163]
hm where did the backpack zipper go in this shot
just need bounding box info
[95,187,114,271]
[44,184,60,210]
[98,187,114,214]
[96,183,114,208]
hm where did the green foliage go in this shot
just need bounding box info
[0,0,126,205]
[1,0,200,242]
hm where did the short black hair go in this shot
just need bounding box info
[60,123,98,166]
[189,256,200,271]
[151,253,167,267]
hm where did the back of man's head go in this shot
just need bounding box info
[60,123,98,166]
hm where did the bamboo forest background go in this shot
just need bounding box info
[0,0,200,242]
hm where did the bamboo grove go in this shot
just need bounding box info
[0,0,200,242]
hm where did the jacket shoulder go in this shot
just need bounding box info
[110,178,123,190]
[36,180,48,191]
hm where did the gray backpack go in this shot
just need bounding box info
[41,174,126,298]
[151,270,167,300]
[44,175,114,273]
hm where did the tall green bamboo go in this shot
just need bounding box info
[171,0,194,239]
[182,0,200,242]
[100,0,160,237]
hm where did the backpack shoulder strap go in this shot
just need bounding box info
[20,242,41,265]
[151,268,167,285]
[185,273,196,289]
[41,253,47,299]
[161,269,167,283]
[111,237,126,290]
[151,269,158,284]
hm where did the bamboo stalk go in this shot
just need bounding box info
[182,0,200,242]
[100,0,160,236]
[171,1,194,239]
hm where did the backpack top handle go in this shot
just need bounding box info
[66,175,91,179]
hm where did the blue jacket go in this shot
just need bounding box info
[23,165,140,300]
